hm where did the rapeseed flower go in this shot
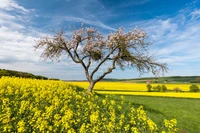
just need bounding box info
[0,77,179,132]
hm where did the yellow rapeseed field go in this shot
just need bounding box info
[69,82,200,99]
[69,82,149,91]
[0,77,178,132]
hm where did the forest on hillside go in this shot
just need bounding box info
[0,69,48,80]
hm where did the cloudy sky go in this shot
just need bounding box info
[0,0,200,80]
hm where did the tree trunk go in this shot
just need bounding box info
[86,82,95,93]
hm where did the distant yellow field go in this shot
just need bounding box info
[68,82,200,99]
[68,82,200,91]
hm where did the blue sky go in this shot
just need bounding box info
[0,0,200,80]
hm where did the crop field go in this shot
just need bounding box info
[68,82,200,91]
[0,77,178,132]
[0,77,199,132]
[68,81,200,132]
[68,82,200,99]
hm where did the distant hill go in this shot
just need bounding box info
[103,76,200,83]
[0,69,48,80]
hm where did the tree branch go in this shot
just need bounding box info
[90,47,118,79]
[86,56,92,70]
[94,59,116,83]
[74,42,79,53]
[71,43,92,81]
[62,43,80,63]
[81,55,89,61]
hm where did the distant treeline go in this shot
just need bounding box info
[0,69,50,80]
[190,77,200,83]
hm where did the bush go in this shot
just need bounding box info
[151,85,167,92]
[174,87,182,92]
[147,84,152,92]
[189,85,199,92]
[157,85,162,92]
[161,85,168,92]
[152,85,162,92]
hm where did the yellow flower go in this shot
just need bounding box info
[65,109,73,120]
[90,111,99,124]
[102,99,106,105]
[3,124,12,132]
[147,119,157,132]
[119,114,124,126]
[110,100,115,105]
[68,128,76,133]
[17,120,26,132]
[107,122,114,131]
[19,100,30,114]
[163,119,178,132]
[124,124,130,132]
[131,127,139,133]
[80,123,86,133]
[54,114,61,120]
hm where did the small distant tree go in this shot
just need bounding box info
[189,85,199,92]
[35,26,167,93]
[174,87,181,92]
[156,85,162,92]
[147,84,152,92]
[161,85,167,92]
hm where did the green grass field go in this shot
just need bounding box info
[110,95,200,133]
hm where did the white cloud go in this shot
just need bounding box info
[62,16,116,31]
[191,9,200,19]
[0,1,86,79]
[42,0,116,31]
[114,0,150,9]
[46,16,116,31]
[0,11,15,20]
[0,0,47,73]
[131,7,200,66]
[0,0,29,13]
[0,0,87,80]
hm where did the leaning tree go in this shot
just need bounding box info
[35,26,167,93]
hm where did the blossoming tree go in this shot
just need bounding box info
[35,26,167,93]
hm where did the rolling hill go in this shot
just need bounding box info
[0,69,48,80]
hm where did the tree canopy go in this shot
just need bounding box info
[35,26,167,92]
